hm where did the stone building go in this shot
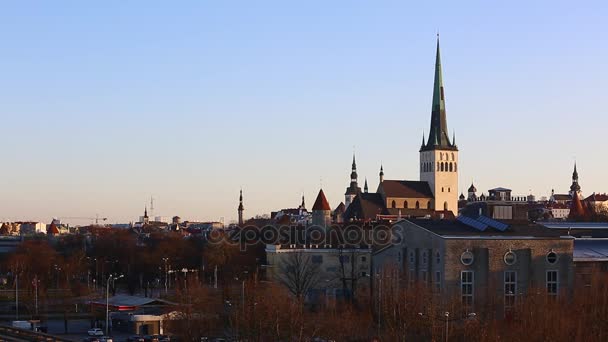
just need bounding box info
[374,218,574,314]
[265,243,372,301]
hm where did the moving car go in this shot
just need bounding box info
[88,328,104,336]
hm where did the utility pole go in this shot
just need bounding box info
[15,274,18,320]
[34,275,38,316]
[163,258,169,294]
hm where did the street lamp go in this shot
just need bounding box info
[106,274,123,336]
[162,258,169,294]
[444,311,450,342]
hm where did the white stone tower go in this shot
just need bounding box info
[419,36,459,213]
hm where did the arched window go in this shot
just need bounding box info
[449,162,453,172]
[440,163,444,172]
[444,202,448,211]
[448,187,451,192]
[404,201,408,209]
[454,163,457,172]
[440,153,443,161]
[451,153,455,161]
[441,187,444,192]
[391,200,396,209]
[437,162,440,171]
[415,201,420,209]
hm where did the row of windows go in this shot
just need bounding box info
[420,162,457,173]
[391,200,431,209]
[409,250,442,265]
[312,255,368,264]
[422,152,457,162]
[460,250,559,266]
[409,269,442,293]
[461,270,559,308]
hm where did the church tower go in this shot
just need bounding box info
[569,162,582,198]
[420,36,459,213]
[238,189,244,226]
[344,154,362,208]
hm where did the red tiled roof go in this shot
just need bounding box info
[47,222,59,235]
[312,189,331,211]
[569,192,587,220]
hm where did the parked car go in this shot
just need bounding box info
[83,338,101,342]
[88,328,104,336]
[158,335,170,342]
[127,336,145,342]
[100,336,113,342]
[143,335,159,342]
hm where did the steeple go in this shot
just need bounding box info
[379,164,384,183]
[364,178,369,193]
[300,193,306,210]
[238,189,244,226]
[422,35,456,151]
[143,206,149,224]
[345,153,361,208]
[351,153,358,182]
[570,162,581,196]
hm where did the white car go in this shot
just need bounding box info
[88,328,104,336]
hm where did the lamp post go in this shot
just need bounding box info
[15,273,18,320]
[33,275,39,317]
[162,258,169,294]
[106,274,123,336]
[444,311,450,342]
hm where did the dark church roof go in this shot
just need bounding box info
[343,193,387,221]
[380,180,434,198]
[312,189,331,211]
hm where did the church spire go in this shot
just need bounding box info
[379,164,384,183]
[423,35,455,151]
[364,178,369,193]
[238,189,244,226]
[570,162,581,196]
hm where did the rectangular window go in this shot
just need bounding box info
[311,255,323,264]
[361,256,367,262]
[504,271,517,309]
[461,271,474,307]
[434,271,441,293]
[361,271,367,277]
[421,270,428,283]
[547,270,559,296]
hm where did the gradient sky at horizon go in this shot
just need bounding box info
[0,0,607,225]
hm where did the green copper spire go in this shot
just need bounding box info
[422,35,457,151]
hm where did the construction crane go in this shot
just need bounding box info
[57,214,108,225]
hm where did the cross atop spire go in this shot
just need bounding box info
[422,35,457,151]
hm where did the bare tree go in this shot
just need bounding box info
[277,252,320,300]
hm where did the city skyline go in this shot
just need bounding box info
[1,1,607,224]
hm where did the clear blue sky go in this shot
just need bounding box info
[0,0,606,224]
